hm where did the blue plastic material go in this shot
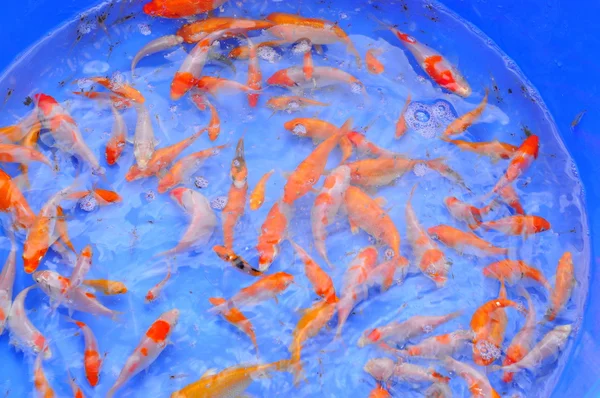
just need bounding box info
[1,1,599,397]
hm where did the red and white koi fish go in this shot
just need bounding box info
[132,103,156,170]
[442,356,500,398]
[209,297,258,351]
[246,36,262,107]
[267,66,365,94]
[34,94,104,175]
[344,186,402,260]
[428,225,508,257]
[250,169,274,211]
[442,89,488,138]
[0,168,36,229]
[146,266,171,302]
[366,256,410,292]
[399,330,475,359]
[363,358,449,385]
[480,214,550,237]
[132,34,184,75]
[0,144,51,167]
[86,77,145,104]
[157,144,227,193]
[311,165,351,266]
[366,48,384,74]
[406,186,450,287]
[283,117,353,162]
[372,17,471,97]
[209,272,294,313]
[107,309,179,398]
[491,135,539,194]
[33,351,56,398]
[503,289,536,383]
[346,156,421,187]
[69,319,102,387]
[447,138,518,162]
[143,0,228,18]
[222,138,248,250]
[8,285,51,358]
[177,17,274,43]
[336,247,379,337]
[0,236,16,335]
[290,240,336,302]
[358,311,462,348]
[266,96,329,113]
[547,251,575,321]
[444,196,483,230]
[256,201,293,271]
[395,94,412,139]
[483,260,552,291]
[158,188,217,257]
[106,104,127,166]
[364,357,396,383]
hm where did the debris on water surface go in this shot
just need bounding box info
[195,176,209,189]
[145,190,156,202]
[138,23,152,36]
[211,196,228,210]
[79,194,97,212]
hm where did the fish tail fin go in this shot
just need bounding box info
[368,14,392,32]
[288,358,306,386]
[207,297,226,314]
[110,311,125,323]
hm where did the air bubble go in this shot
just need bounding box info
[83,61,110,75]
[111,72,125,90]
[413,163,429,177]
[351,83,363,94]
[384,248,394,260]
[293,124,307,136]
[257,47,281,63]
[292,40,311,54]
[145,190,156,202]
[287,101,300,112]
[211,196,228,210]
[414,109,430,122]
[79,194,97,212]
[195,177,209,189]
[78,20,96,35]
[138,23,151,36]
[476,340,501,361]
[422,325,433,333]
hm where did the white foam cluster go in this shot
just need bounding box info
[194,176,209,189]
[79,194,97,212]
[292,124,307,136]
[145,190,156,201]
[138,23,151,36]
[211,196,228,210]
[257,46,281,63]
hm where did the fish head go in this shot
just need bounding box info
[420,249,449,287]
[359,247,379,268]
[267,69,297,88]
[453,81,472,98]
[533,217,551,232]
[163,308,181,326]
[22,247,45,274]
[81,245,93,258]
[157,173,176,194]
[169,187,189,206]
[357,328,381,347]
[33,93,58,114]
[213,245,236,262]
[32,270,67,296]
[521,135,540,159]
[170,72,197,101]
[363,358,395,382]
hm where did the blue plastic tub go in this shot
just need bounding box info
[1,1,599,397]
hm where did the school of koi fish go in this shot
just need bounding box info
[0,0,586,397]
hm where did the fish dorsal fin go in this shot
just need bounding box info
[201,368,218,378]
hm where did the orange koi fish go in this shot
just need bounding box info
[83,279,128,295]
[283,117,353,162]
[0,144,51,168]
[144,0,228,18]
[406,186,450,287]
[426,158,471,191]
[249,169,274,211]
[209,272,294,313]
[170,360,291,398]
[366,48,384,74]
[146,266,171,302]
[283,118,353,204]
[33,352,56,398]
[480,214,550,237]
[347,156,420,188]
[483,260,552,291]
[366,256,410,292]
[447,138,518,161]
[502,288,536,382]
[0,125,27,143]
[369,384,391,398]
[373,17,471,97]
[194,76,255,97]
[288,298,338,384]
[491,135,539,194]
[442,90,488,138]
[157,144,227,193]
[68,188,122,206]
[209,297,258,351]
[336,247,379,337]
[547,251,575,321]
[0,236,16,335]
[222,138,248,250]
[290,240,336,302]
[8,286,51,358]
[346,131,396,158]
[444,196,483,230]
[107,309,179,398]
[105,104,127,166]
[125,128,206,181]
[267,66,365,94]
[132,34,184,75]
[428,225,508,257]
[0,168,36,229]
[266,12,361,66]
[69,319,102,387]
[177,17,274,43]
[246,36,262,107]
[266,96,329,113]
[256,201,293,271]
[344,186,402,260]
[213,245,261,276]
[442,356,500,398]
[497,184,524,215]
[395,94,412,139]
[86,77,145,104]
[400,330,475,359]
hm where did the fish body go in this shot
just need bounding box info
[547,252,575,321]
[401,330,475,359]
[266,96,329,112]
[0,144,51,167]
[503,289,536,382]
[213,245,262,276]
[366,49,384,74]
[256,201,293,271]
[290,241,336,302]
[0,168,35,229]
[491,135,539,194]
[347,156,420,187]
[146,268,171,302]
[250,169,274,211]
[194,76,255,97]
[442,356,500,398]
[448,139,517,161]
[267,66,365,94]
[246,36,262,107]
[346,132,396,158]
[133,103,156,170]
[178,17,274,43]
[0,238,16,335]
[366,256,410,291]
[222,138,248,250]
[70,319,102,387]
[283,118,353,162]
[483,260,552,291]
[7,286,51,358]
[33,353,56,398]
[69,245,93,292]
[442,90,488,137]
[444,195,485,228]
[106,105,127,166]
[209,297,258,351]
[83,279,128,295]
[480,215,550,237]
[395,94,412,139]
[497,185,524,215]
[428,225,508,257]
[132,34,184,74]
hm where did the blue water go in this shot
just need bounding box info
[0,0,589,397]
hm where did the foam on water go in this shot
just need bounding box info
[0,0,590,397]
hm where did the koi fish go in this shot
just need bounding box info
[483,260,552,291]
[366,48,384,74]
[503,288,536,383]
[444,196,483,230]
[72,91,132,110]
[497,184,524,215]
[256,201,293,271]
[146,266,171,302]
[66,371,85,398]
[267,96,330,113]
[303,48,314,80]
[213,245,260,276]
[346,156,421,187]
[442,356,500,398]
[143,0,228,18]
[311,165,351,265]
[336,247,379,337]
[209,272,294,313]
[372,17,471,97]
[266,12,361,66]
[267,66,365,94]
[131,34,184,75]
[491,135,539,194]
[0,144,51,167]
[406,186,450,287]
[363,358,449,385]
[0,236,16,335]
[106,104,127,166]
[0,168,36,229]
[69,245,93,292]
[68,188,122,206]
[399,330,475,359]
[283,118,353,204]
[209,297,258,351]
[83,279,128,295]
[158,188,217,257]
[132,103,156,170]
[547,251,575,321]
[177,17,274,43]
[492,324,572,374]
[344,186,402,260]
[157,144,227,193]
[447,138,518,162]
[428,225,508,257]
[249,169,274,211]
[222,138,248,250]
[69,319,102,387]
[246,36,262,107]
[442,89,488,138]
[33,352,56,398]
[358,311,462,348]
[283,117,353,163]
[203,97,221,141]
[366,256,410,292]
[290,240,336,302]
[170,360,291,398]
[126,128,206,181]
[87,77,145,104]
[107,309,179,398]
[479,214,550,237]
[194,76,255,97]
[7,285,51,358]
[395,94,412,139]
[346,131,396,158]
[34,94,104,175]
[426,158,471,191]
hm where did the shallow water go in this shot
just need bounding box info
[0,0,589,397]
